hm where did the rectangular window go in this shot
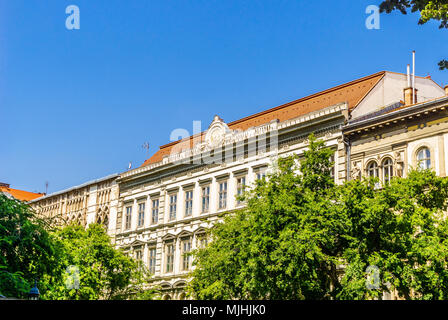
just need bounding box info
[135,247,143,269]
[165,242,174,273]
[185,190,193,216]
[201,186,210,213]
[330,155,335,180]
[236,176,246,205]
[256,167,267,181]
[197,234,208,248]
[218,181,227,209]
[151,199,159,224]
[169,194,177,220]
[125,206,132,230]
[181,238,192,271]
[137,203,145,227]
[149,247,156,274]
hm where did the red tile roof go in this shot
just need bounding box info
[0,186,45,202]
[141,71,386,167]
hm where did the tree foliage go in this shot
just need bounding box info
[188,134,448,300]
[0,194,57,298]
[40,223,156,300]
[380,0,448,69]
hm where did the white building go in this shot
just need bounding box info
[30,71,447,299]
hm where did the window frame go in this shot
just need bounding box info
[366,161,379,178]
[148,247,157,274]
[165,241,175,273]
[218,181,228,210]
[184,190,193,217]
[169,194,177,220]
[236,176,246,205]
[181,237,192,271]
[137,202,145,228]
[124,206,132,230]
[417,147,431,170]
[151,199,159,224]
[382,158,394,184]
[201,185,210,213]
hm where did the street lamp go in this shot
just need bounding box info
[28,280,40,300]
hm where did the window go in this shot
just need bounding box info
[185,190,193,216]
[169,194,177,220]
[201,186,210,213]
[151,199,159,224]
[125,206,132,230]
[134,247,143,268]
[165,242,174,273]
[236,176,246,205]
[417,147,431,170]
[137,203,145,227]
[149,247,156,274]
[218,181,227,209]
[181,237,192,271]
[382,158,393,184]
[197,234,208,248]
[367,161,379,178]
[256,168,267,180]
[330,154,335,180]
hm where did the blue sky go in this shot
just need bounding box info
[1,0,447,194]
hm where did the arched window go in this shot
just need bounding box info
[367,161,379,178]
[417,147,431,170]
[382,158,393,184]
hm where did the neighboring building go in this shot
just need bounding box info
[0,182,44,202]
[29,70,447,299]
[30,174,120,236]
[344,84,448,188]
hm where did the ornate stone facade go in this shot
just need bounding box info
[31,174,120,236]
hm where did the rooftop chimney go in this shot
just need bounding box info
[404,87,418,105]
[445,85,448,96]
[404,63,418,105]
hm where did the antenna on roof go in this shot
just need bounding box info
[45,181,48,195]
[128,162,132,170]
[142,141,150,154]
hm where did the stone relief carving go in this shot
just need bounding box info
[351,161,362,180]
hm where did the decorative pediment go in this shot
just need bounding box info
[129,239,145,247]
[204,115,231,148]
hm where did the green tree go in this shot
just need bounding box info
[0,194,57,299]
[335,170,448,299]
[188,134,448,300]
[40,223,156,300]
[188,135,340,299]
[379,0,448,70]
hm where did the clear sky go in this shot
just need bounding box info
[1,0,447,194]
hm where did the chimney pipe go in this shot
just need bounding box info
[412,51,416,104]
[407,64,411,88]
[445,85,448,96]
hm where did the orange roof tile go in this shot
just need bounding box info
[0,186,45,202]
[141,71,386,167]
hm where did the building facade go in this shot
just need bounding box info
[30,71,448,299]
[31,174,120,236]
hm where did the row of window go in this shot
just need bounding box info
[365,147,432,183]
[123,172,266,230]
[131,235,208,274]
